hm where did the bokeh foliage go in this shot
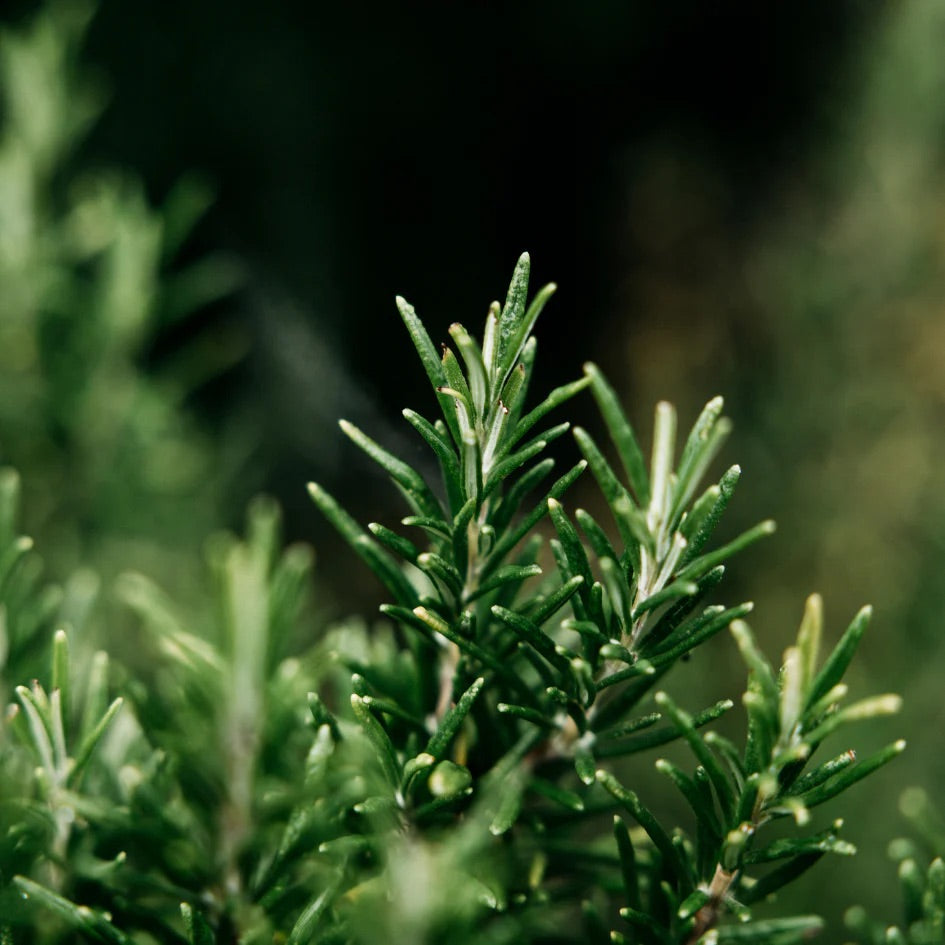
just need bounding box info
[0,0,243,586]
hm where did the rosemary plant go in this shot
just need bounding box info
[0,255,905,944]
[844,788,945,944]
[0,2,242,580]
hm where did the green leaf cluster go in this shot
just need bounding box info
[299,255,902,944]
[0,236,909,941]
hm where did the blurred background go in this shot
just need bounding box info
[2,0,944,934]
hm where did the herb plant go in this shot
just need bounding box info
[0,252,905,944]
[0,1,242,581]
[845,789,945,944]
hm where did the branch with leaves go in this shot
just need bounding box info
[306,254,903,944]
[0,254,905,944]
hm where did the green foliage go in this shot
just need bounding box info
[844,789,945,944]
[0,248,909,944]
[0,1,243,576]
[0,9,916,930]
[301,254,902,944]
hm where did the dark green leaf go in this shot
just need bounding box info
[449,321,489,416]
[181,904,215,945]
[618,907,673,943]
[678,464,741,565]
[575,740,596,785]
[497,702,558,729]
[613,815,641,911]
[396,295,460,442]
[794,740,905,809]
[416,552,464,599]
[526,574,585,626]
[350,694,401,789]
[783,749,856,796]
[307,692,342,741]
[425,677,484,759]
[743,829,856,866]
[466,564,542,603]
[632,579,699,619]
[442,345,475,421]
[670,398,730,524]
[574,507,620,563]
[548,498,593,590]
[499,280,557,387]
[68,697,123,788]
[597,700,732,757]
[573,427,643,556]
[741,852,826,905]
[368,522,420,563]
[641,566,726,653]
[584,363,650,505]
[655,758,722,840]
[51,628,70,735]
[13,876,131,944]
[654,691,735,825]
[805,605,872,711]
[402,408,465,515]
[596,769,690,887]
[483,437,551,498]
[492,605,570,674]
[647,602,754,667]
[496,252,531,375]
[285,872,344,945]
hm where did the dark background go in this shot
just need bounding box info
[73,0,886,568]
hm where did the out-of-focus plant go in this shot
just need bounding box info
[1,466,324,942]
[0,1,243,578]
[844,789,945,944]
